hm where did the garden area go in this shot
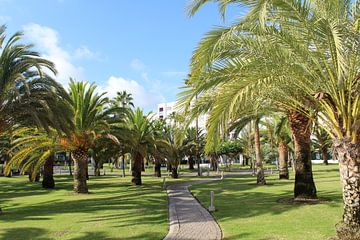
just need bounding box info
[1,0,360,239]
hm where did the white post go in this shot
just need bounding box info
[162,177,166,190]
[209,191,215,212]
[207,167,210,176]
[221,171,224,180]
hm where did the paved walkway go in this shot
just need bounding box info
[163,180,222,240]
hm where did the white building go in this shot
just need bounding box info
[156,101,208,131]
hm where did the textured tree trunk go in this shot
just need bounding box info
[154,157,161,177]
[72,148,89,193]
[141,158,145,172]
[42,155,55,189]
[171,165,178,179]
[132,152,142,185]
[188,156,195,170]
[288,111,317,199]
[254,119,266,185]
[278,141,289,180]
[333,138,360,238]
[210,154,217,171]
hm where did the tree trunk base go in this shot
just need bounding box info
[42,177,55,189]
[279,169,289,180]
[257,168,266,185]
[171,167,178,179]
[72,149,89,194]
[336,222,360,240]
[154,162,161,178]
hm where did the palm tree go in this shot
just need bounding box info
[115,108,155,185]
[0,25,72,135]
[110,91,134,108]
[162,126,187,179]
[6,127,62,189]
[313,123,332,165]
[186,0,360,235]
[273,116,292,179]
[230,114,266,184]
[60,80,110,193]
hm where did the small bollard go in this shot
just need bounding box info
[162,177,166,190]
[220,171,224,180]
[207,167,210,176]
[209,191,215,212]
[270,168,273,174]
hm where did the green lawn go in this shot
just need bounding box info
[190,164,343,240]
[0,174,169,240]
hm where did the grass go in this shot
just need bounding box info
[0,174,170,240]
[190,164,343,240]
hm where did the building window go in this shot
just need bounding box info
[159,107,164,112]
[159,116,164,120]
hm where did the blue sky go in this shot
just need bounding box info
[0,0,245,111]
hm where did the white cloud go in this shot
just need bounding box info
[73,45,102,60]
[130,58,146,71]
[100,76,165,109]
[22,23,84,85]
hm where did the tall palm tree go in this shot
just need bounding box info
[60,79,110,193]
[185,0,360,235]
[0,26,71,135]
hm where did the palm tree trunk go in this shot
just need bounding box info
[171,165,178,179]
[333,138,360,235]
[321,147,329,165]
[254,119,266,185]
[288,111,317,199]
[121,155,125,177]
[132,152,142,185]
[68,152,73,176]
[188,156,195,170]
[278,141,289,180]
[154,157,161,177]
[72,148,88,193]
[42,154,55,189]
[141,158,145,172]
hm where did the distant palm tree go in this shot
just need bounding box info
[313,123,332,165]
[111,91,134,108]
[115,108,155,185]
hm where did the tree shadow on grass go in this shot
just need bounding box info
[0,227,50,240]
[0,174,169,239]
[190,172,342,222]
